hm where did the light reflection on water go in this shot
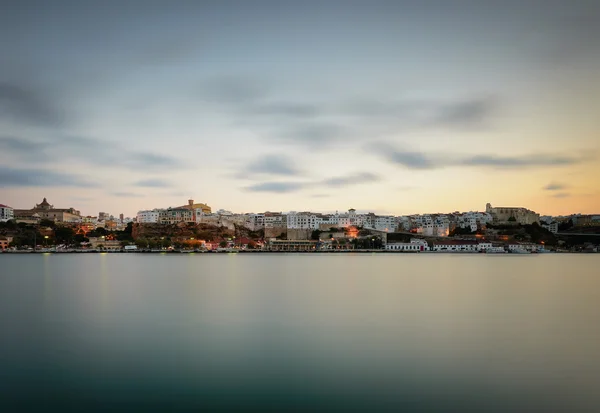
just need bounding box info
[1,253,599,412]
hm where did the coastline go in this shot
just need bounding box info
[0,249,581,255]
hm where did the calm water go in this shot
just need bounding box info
[1,253,599,412]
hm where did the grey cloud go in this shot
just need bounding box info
[387,151,435,169]
[376,145,590,170]
[240,155,302,178]
[244,182,307,193]
[323,172,381,187]
[251,102,320,118]
[199,76,499,148]
[111,192,145,198]
[0,135,183,171]
[432,97,496,128]
[544,182,567,191]
[0,83,63,126]
[461,154,579,168]
[0,135,41,153]
[279,122,347,145]
[128,153,180,168]
[0,166,97,188]
[552,192,570,199]
[201,76,269,104]
[134,178,171,187]
[239,171,381,194]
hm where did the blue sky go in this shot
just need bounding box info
[1,0,599,216]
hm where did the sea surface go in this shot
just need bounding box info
[1,253,599,412]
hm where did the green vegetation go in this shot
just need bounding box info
[350,236,384,249]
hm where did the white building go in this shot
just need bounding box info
[136,209,161,223]
[287,212,324,230]
[245,214,265,231]
[432,240,480,252]
[508,243,538,252]
[371,216,396,232]
[385,238,429,251]
[0,204,14,222]
[264,213,286,228]
[542,222,559,234]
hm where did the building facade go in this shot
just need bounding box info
[486,203,539,225]
[14,198,81,223]
[0,204,14,222]
[137,209,161,223]
[385,239,429,251]
[159,208,194,224]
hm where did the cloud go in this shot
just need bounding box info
[200,76,269,104]
[0,135,183,171]
[386,150,435,170]
[134,178,171,187]
[432,97,496,128]
[552,193,570,199]
[0,166,96,187]
[0,83,63,126]
[243,182,307,193]
[240,171,381,194]
[126,153,181,168]
[197,76,499,148]
[238,155,302,178]
[322,172,381,187]
[544,182,567,191]
[461,154,580,168]
[111,192,145,198]
[375,144,591,171]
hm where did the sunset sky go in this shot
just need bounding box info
[1,0,599,217]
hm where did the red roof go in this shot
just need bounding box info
[0,204,11,208]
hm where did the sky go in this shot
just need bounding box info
[1,0,599,217]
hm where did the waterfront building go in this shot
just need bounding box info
[267,239,318,251]
[486,203,539,225]
[507,242,538,252]
[385,239,429,251]
[136,209,161,223]
[14,198,81,223]
[159,208,194,224]
[0,236,13,250]
[0,204,14,222]
[432,240,480,252]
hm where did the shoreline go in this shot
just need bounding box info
[1,249,584,255]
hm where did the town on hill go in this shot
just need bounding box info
[1,198,599,253]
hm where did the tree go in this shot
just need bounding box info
[135,238,149,248]
[74,234,88,245]
[54,226,75,245]
[508,216,517,222]
[39,219,56,228]
[310,229,322,240]
[449,227,475,237]
[219,240,228,248]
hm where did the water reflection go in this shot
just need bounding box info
[0,254,599,412]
